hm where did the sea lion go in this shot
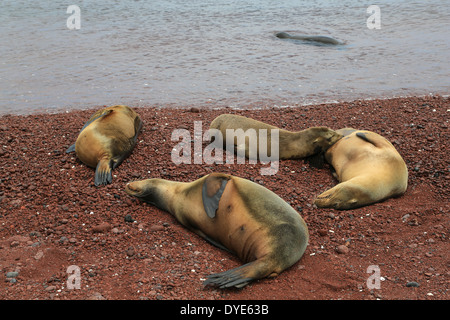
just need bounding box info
[276,32,343,45]
[209,114,342,160]
[125,172,309,288]
[314,128,408,209]
[66,105,142,186]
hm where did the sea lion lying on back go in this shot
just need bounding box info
[125,172,309,288]
[66,105,142,186]
[276,32,343,45]
[209,114,342,160]
[314,128,408,209]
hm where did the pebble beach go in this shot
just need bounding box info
[0,95,448,300]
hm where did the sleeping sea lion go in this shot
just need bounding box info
[209,113,342,160]
[66,105,142,186]
[125,172,309,288]
[314,128,408,209]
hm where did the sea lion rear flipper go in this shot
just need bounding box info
[203,263,253,288]
[204,257,274,289]
[202,174,229,218]
[94,159,113,186]
[66,144,76,153]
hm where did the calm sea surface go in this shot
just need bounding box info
[1,0,449,115]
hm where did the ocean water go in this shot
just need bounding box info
[0,0,449,115]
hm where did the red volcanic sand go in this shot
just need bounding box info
[0,96,448,300]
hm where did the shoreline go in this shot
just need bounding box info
[0,95,448,300]
[1,92,449,117]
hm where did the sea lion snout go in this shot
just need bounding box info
[125,181,140,193]
[125,180,155,197]
[125,180,158,199]
[125,179,170,211]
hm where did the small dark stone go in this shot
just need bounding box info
[124,214,134,222]
[406,281,420,287]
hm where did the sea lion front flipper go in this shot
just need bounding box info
[67,109,114,154]
[355,132,372,144]
[355,131,386,148]
[194,229,232,253]
[66,144,76,153]
[202,174,229,218]
[94,159,113,186]
[80,109,113,133]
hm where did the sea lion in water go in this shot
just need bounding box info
[276,32,343,45]
[209,114,342,160]
[66,105,142,186]
[314,128,408,209]
[125,172,309,288]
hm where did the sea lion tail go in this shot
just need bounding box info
[203,257,274,289]
[95,159,113,186]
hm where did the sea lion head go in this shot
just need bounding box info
[275,32,290,39]
[125,179,169,210]
[310,127,343,152]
